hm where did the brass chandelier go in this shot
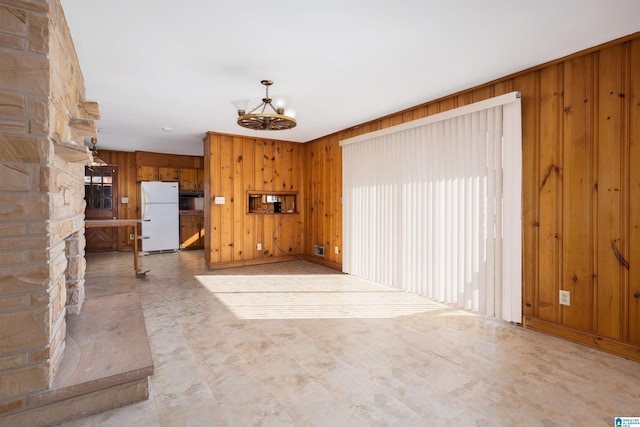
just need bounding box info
[87,137,107,167]
[232,80,297,130]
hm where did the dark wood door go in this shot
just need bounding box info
[84,166,119,253]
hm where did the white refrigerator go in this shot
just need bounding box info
[141,181,180,252]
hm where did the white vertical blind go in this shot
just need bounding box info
[341,92,522,323]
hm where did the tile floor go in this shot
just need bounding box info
[59,250,639,426]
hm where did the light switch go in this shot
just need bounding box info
[214,197,225,205]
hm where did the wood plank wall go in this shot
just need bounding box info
[303,134,343,269]
[304,33,640,360]
[97,150,138,251]
[135,150,204,168]
[203,133,304,269]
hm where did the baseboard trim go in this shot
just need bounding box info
[302,255,342,271]
[523,316,640,362]
[207,254,303,270]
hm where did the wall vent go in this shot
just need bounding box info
[313,245,325,257]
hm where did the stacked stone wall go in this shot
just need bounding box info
[0,0,95,418]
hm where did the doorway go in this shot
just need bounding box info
[84,166,119,253]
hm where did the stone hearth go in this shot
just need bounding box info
[1,293,153,426]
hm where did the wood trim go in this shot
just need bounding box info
[302,255,343,271]
[247,190,299,196]
[204,131,298,144]
[208,255,303,270]
[135,150,202,168]
[340,92,521,145]
[523,316,640,362]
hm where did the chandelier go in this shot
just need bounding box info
[87,137,107,167]
[232,80,297,130]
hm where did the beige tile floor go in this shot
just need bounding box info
[59,250,639,426]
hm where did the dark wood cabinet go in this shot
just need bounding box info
[178,168,204,192]
[136,165,157,181]
[158,167,178,181]
[180,214,204,249]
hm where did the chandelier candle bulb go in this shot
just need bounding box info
[231,99,249,116]
[272,96,289,110]
[284,106,298,119]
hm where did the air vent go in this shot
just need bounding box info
[313,245,325,257]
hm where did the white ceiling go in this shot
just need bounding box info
[60,0,640,157]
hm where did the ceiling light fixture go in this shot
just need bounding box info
[232,80,297,131]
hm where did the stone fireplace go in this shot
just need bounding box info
[0,0,96,419]
[1,2,152,423]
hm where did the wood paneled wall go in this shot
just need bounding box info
[98,150,138,251]
[135,150,203,168]
[304,33,640,360]
[303,134,343,269]
[204,133,304,269]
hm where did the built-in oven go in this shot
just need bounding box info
[179,195,204,211]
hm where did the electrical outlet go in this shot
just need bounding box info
[335,246,339,254]
[257,243,262,251]
[559,290,570,306]
[129,233,134,240]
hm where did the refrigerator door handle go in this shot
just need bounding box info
[141,187,148,219]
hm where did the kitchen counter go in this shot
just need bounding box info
[179,210,204,215]
[85,219,149,277]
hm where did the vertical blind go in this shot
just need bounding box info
[340,92,522,323]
